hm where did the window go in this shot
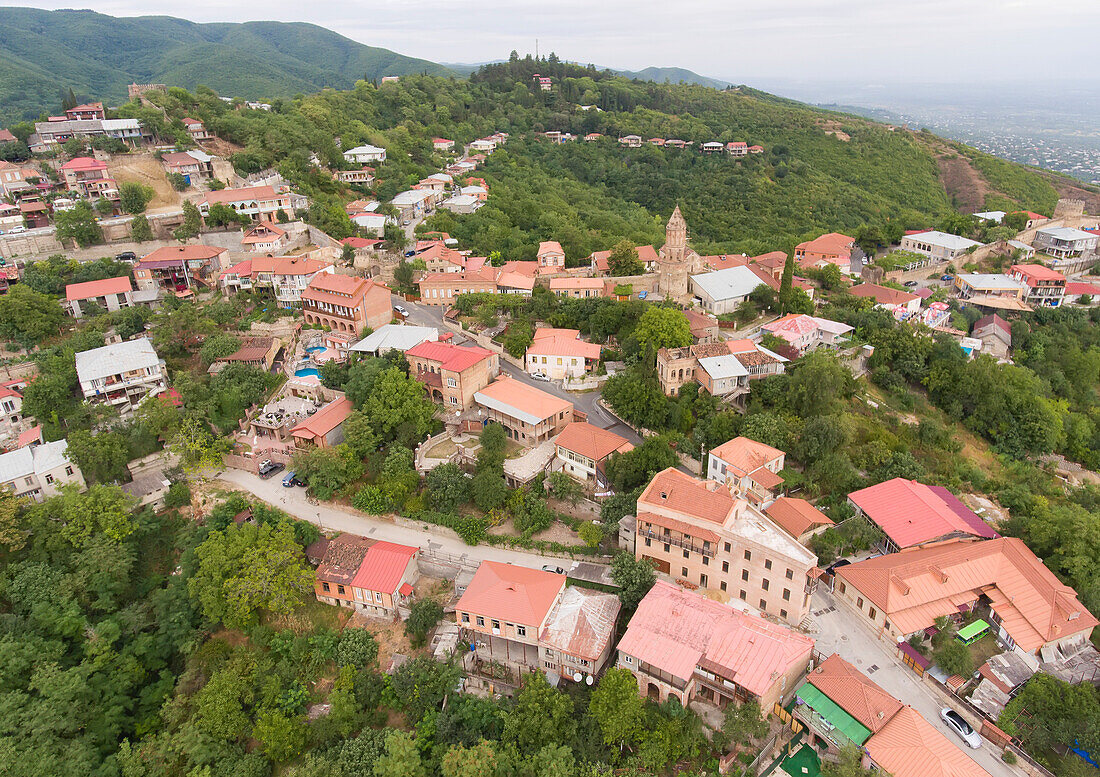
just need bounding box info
[722,561,729,573]
[760,600,767,611]
[664,543,670,553]
[782,588,790,601]
[446,378,457,387]
[785,568,794,580]
[337,585,345,595]
[23,477,32,486]
[545,661,555,669]
[868,607,877,619]
[780,609,788,620]
[764,559,772,571]
[838,582,846,594]
[744,550,751,561]
[545,649,555,657]
[45,474,54,484]
[702,556,709,566]
[461,613,469,623]
[761,579,769,591]
[623,655,633,664]
[476,616,485,626]
[741,570,749,581]
[322,582,330,592]
[683,549,689,559]
[700,574,708,587]
[884,620,891,631]
[681,567,688,577]
[517,625,526,637]
[724,542,731,552]
[374,591,382,603]
[645,537,651,547]
[856,597,864,609]
[739,590,746,601]
[491,619,500,630]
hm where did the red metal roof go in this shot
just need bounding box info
[65,275,132,301]
[455,561,565,626]
[848,478,996,549]
[60,156,107,172]
[291,397,353,440]
[351,541,418,594]
[406,340,495,372]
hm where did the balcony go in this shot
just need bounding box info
[416,370,443,388]
[639,526,715,558]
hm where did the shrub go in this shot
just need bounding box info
[335,628,379,669]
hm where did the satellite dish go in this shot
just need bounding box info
[573,671,583,682]
[585,675,593,686]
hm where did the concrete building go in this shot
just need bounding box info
[616,581,813,710]
[301,274,392,336]
[134,245,228,292]
[794,232,854,272]
[899,230,982,262]
[759,314,853,356]
[971,314,1012,360]
[635,468,818,624]
[417,267,497,304]
[406,341,499,410]
[524,327,602,380]
[690,266,768,314]
[554,421,633,487]
[343,145,386,164]
[707,436,785,504]
[1032,226,1098,270]
[848,283,921,315]
[1011,263,1066,307]
[66,276,134,318]
[350,541,419,616]
[0,439,84,502]
[657,340,786,398]
[954,274,1028,303]
[196,185,306,222]
[75,337,168,412]
[765,497,834,545]
[474,377,574,446]
[548,277,606,299]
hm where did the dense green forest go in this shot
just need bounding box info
[0,8,452,123]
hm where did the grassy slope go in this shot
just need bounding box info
[0,8,452,122]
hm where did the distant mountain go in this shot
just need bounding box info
[0,8,453,122]
[615,67,729,90]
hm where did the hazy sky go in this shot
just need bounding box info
[12,0,1100,87]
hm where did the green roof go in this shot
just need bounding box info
[797,681,872,746]
[957,619,990,641]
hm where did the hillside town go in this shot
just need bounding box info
[1,74,1099,777]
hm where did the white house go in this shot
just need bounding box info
[689,266,768,315]
[0,440,84,502]
[442,194,483,214]
[343,145,386,164]
[899,230,982,262]
[75,337,168,412]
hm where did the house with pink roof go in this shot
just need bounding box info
[537,240,566,269]
[65,276,134,318]
[524,327,602,380]
[616,580,814,711]
[759,313,854,356]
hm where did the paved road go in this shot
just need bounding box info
[217,467,593,571]
[809,587,1023,777]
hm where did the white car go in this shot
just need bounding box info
[940,708,981,749]
[393,305,409,316]
[531,371,551,382]
[8,225,26,234]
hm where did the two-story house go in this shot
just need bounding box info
[759,314,853,356]
[554,421,633,488]
[899,230,981,262]
[240,221,289,253]
[60,157,117,200]
[548,277,607,299]
[0,439,85,502]
[197,185,306,222]
[65,102,105,121]
[266,256,335,308]
[301,274,392,336]
[74,337,168,412]
[134,245,228,292]
[66,276,134,318]
[406,341,499,410]
[417,267,497,305]
[537,241,566,269]
[181,117,213,141]
[1011,263,1066,307]
[635,468,818,624]
[349,541,419,616]
[794,232,855,272]
[161,150,214,182]
[473,377,574,446]
[314,533,374,609]
[707,436,785,504]
[524,327,602,380]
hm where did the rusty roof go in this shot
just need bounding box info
[317,533,375,585]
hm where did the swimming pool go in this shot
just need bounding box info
[294,367,321,378]
[305,345,325,353]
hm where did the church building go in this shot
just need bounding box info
[657,206,704,304]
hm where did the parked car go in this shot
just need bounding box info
[531,371,551,382]
[282,471,297,487]
[116,251,137,262]
[258,460,285,479]
[394,304,409,316]
[8,225,26,234]
[903,280,919,287]
[939,708,981,749]
[404,250,416,257]
[402,219,411,226]
[541,564,566,575]
[940,274,955,282]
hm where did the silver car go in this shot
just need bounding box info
[940,708,981,749]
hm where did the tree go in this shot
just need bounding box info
[778,252,795,313]
[471,470,508,511]
[199,333,241,365]
[359,367,437,447]
[189,522,313,629]
[30,483,137,546]
[206,202,247,228]
[602,367,668,429]
[174,200,201,241]
[477,422,507,472]
[64,429,130,484]
[785,350,854,417]
[0,492,27,550]
[335,628,378,668]
[634,306,691,353]
[722,700,767,746]
[503,672,575,751]
[822,745,874,777]
[374,730,425,777]
[292,444,365,500]
[604,437,680,492]
[393,260,415,293]
[441,742,497,777]
[547,471,583,505]
[343,411,380,459]
[607,239,644,276]
[55,201,103,247]
[94,197,115,216]
[341,242,356,264]
[119,182,155,214]
[405,598,443,646]
[254,707,308,762]
[610,552,656,610]
[934,639,974,678]
[425,463,470,512]
[999,674,1100,756]
[166,172,188,191]
[129,214,153,242]
[169,418,226,476]
[194,661,254,741]
[0,285,68,347]
[577,521,604,548]
[589,667,645,749]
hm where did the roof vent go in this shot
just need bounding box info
[660,491,667,500]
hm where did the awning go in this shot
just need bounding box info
[796,681,873,745]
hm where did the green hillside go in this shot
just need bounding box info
[0,8,453,122]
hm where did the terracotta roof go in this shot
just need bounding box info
[0,129,16,143]
[262,256,332,277]
[849,283,919,306]
[161,152,203,167]
[752,251,789,271]
[803,654,902,732]
[865,706,992,777]
[549,277,604,290]
[199,185,282,205]
[291,397,353,440]
[526,328,602,359]
[1011,263,1064,283]
[456,561,566,626]
[617,581,814,693]
[538,240,564,255]
[836,537,1098,652]
[1065,282,1100,295]
[638,468,736,525]
[302,273,386,306]
[972,314,1011,336]
[417,242,466,267]
[406,340,495,372]
[710,436,784,477]
[555,422,633,462]
[341,237,383,249]
[474,376,573,424]
[765,497,833,539]
[241,221,286,243]
[66,276,132,301]
[351,541,418,594]
[796,232,854,259]
[684,309,718,337]
[141,245,226,264]
[496,271,536,291]
[848,478,996,549]
[60,156,107,172]
[497,260,540,277]
[317,533,375,585]
[220,259,252,279]
[218,336,275,363]
[539,586,621,661]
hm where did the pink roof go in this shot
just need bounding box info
[290,397,353,440]
[526,328,601,359]
[1065,282,1100,295]
[549,277,604,290]
[60,156,107,172]
[710,436,784,475]
[496,271,536,291]
[456,561,566,626]
[475,376,573,422]
[539,586,621,661]
[554,422,633,462]
[341,237,384,249]
[406,340,495,372]
[16,425,43,448]
[199,185,280,206]
[617,581,814,693]
[848,478,996,549]
[1011,263,1065,285]
[65,275,132,301]
[538,240,564,256]
[865,706,993,777]
[0,129,16,143]
[351,541,418,594]
[220,259,253,279]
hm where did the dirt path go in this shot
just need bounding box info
[108,153,182,213]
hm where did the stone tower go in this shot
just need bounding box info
[657,205,700,303]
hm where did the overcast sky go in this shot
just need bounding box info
[14,0,1100,88]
